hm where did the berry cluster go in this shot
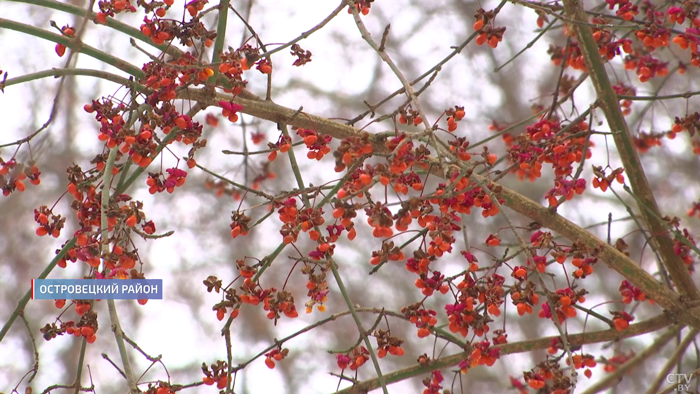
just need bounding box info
[473,8,507,48]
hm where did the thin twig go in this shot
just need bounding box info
[20,311,40,384]
[577,326,681,394]
[644,328,699,394]
[102,353,127,378]
[483,178,579,388]
[102,145,138,393]
[281,122,389,394]
[256,1,346,59]
[561,0,700,304]
[346,0,431,133]
[334,314,674,393]
[72,338,88,394]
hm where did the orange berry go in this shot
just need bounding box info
[138,157,152,168]
[95,12,107,24]
[76,233,88,246]
[528,379,545,389]
[55,44,67,57]
[614,318,629,331]
[303,135,318,146]
[487,237,501,246]
[359,173,372,185]
[332,207,345,218]
[560,295,571,306]
[126,215,137,227]
[14,180,25,192]
[487,304,501,316]
[259,63,272,74]
[174,116,188,129]
[673,35,689,49]
[75,303,90,315]
[80,326,94,337]
[309,230,320,241]
[389,346,404,356]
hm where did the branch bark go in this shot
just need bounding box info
[561,0,700,303]
[334,314,675,393]
[184,87,700,330]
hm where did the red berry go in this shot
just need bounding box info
[80,326,94,337]
[55,44,67,57]
[216,376,228,389]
